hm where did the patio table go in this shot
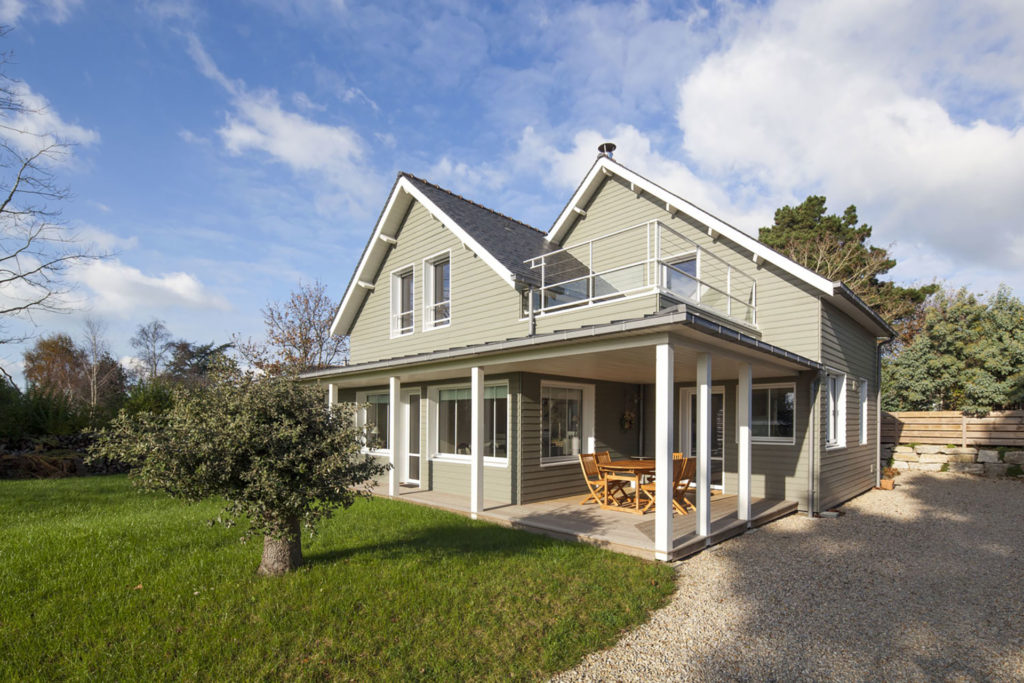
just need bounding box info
[599,459,657,514]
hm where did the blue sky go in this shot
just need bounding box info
[3,0,1024,385]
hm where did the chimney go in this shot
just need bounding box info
[597,142,616,159]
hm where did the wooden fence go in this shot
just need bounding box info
[882,410,1024,447]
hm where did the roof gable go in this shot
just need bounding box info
[546,157,835,296]
[330,174,546,337]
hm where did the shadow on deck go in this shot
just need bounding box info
[370,483,797,561]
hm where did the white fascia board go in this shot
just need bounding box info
[330,176,517,337]
[546,157,834,296]
[330,182,410,336]
[400,180,517,289]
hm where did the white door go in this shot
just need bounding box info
[403,389,421,485]
[680,387,725,489]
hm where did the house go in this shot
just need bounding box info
[303,148,893,561]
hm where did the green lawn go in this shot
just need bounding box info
[0,476,675,681]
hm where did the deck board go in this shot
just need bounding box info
[372,482,797,561]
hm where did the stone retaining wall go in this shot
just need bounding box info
[881,444,1024,477]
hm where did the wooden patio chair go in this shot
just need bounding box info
[579,452,609,505]
[673,457,697,514]
[639,457,689,513]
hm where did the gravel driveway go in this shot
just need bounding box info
[553,471,1024,682]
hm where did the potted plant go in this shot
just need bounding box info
[878,466,899,490]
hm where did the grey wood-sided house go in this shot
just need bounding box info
[304,152,892,561]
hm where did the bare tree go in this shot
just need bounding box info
[81,317,124,408]
[130,318,172,381]
[235,279,348,376]
[0,28,102,381]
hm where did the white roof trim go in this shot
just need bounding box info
[547,157,835,296]
[330,176,517,337]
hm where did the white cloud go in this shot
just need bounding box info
[515,124,773,233]
[428,156,507,194]
[291,91,325,112]
[74,225,138,252]
[0,0,82,24]
[177,128,209,145]
[185,33,380,214]
[2,82,99,159]
[677,0,1024,282]
[73,259,230,316]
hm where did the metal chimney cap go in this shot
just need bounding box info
[597,142,616,158]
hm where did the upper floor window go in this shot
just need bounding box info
[751,384,795,443]
[826,373,846,448]
[425,254,450,328]
[391,267,414,337]
[663,254,698,301]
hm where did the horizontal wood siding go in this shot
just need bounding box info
[559,175,823,359]
[882,410,1024,447]
[519,372,642,503]
[348,201,528,364]
[819,301,879,510]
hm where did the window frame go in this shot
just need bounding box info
[356,390,391,455]
[428,381,510,468]
[539,380,595,467]
[389,264,416,338]
[422,250,452,331]
[661,250,700,301]
[859,378,869,446]
[747,382,797,445]
[826,372,847,449]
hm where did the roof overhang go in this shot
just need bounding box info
[330,175,519,337]
[305,306,822,388]
[547,156,835,296]
[830,283,896,339]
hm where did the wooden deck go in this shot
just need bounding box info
[371,484,798,561]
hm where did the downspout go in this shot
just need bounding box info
[527,286,536,337]
[808,372,822,518]
[638,384,646,458]
[876,339,885,488]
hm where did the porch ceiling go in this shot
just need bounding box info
[321,320,811,389]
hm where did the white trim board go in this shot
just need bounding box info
[330,176,518,337]
[546,157,835,296]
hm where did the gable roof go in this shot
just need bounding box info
[330,173,547,337]
[548,156,836,295]
[548,156,893,338]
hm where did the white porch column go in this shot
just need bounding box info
[388,376,403,497]
[696,352,712,538]
[326,383,336,408]
[654,343,675,560]
[470,366,485,517]
[737,363,753,525]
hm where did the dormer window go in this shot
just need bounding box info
[425,252,451,329]
[391,267,414,337]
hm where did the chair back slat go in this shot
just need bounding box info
[579,452,601,479]
[595,451,612,465]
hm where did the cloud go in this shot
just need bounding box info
[177,128,209,145]
[677,0,1024,277]
[73,259,230,316]
[291,91,325,112]
[74,225,138,252]
[515,124,773,233]
[2,81,99,159]
[0,0,82,24]
[185,33,380,214]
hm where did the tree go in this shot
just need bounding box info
[235,279,347,376]
[883,285,1024,414]
[129,319,172,381]
[81,318,127,411]
[0,28,101,381]
[163,339,235,386]
[90,375,387,575]
[23,332,86,398]
[759,196,938,346]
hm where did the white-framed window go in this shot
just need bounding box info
[826,373,846,448]
[390,266,415,337]
[431,382,509,463]
[540,381,595,465]
[859,379,869,445]
[424,252,451,329]
[751,383,796,444]
[662,252,699,301]
[357,391,390,453]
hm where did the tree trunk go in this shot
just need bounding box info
[257,516,303,576]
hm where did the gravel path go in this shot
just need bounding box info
[553,471,1024,682]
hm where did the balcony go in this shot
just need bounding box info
[524,220,756,326]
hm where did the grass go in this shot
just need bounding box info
[0,476,675,682]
